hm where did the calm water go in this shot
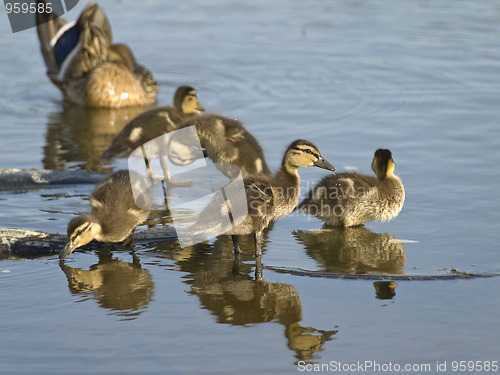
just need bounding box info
[1,0,500,374]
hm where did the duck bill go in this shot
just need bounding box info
[314,157,336,172]
[196,102,205,112]
[60,241,76,260]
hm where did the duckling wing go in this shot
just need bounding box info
[184,114,271,178]
[101,107,183,159]
[90,170,150,241]
[300,173,377,209]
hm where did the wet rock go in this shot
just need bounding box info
[0,227,178,259]
[0,169,106,191]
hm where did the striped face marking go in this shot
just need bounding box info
[291,145,320,160]
[70,222,91,244]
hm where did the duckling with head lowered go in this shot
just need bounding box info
[177,114,272,179]
[36,0,158,107]
[60,170,151,260]
[187,140,335,257]
[298,149,405,227]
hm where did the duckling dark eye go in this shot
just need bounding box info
[305,149,313,154]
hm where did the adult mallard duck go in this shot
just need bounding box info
[36,0,158,107]
[60,170,152,259]
[298,149,405,227]
[187,140,335,256]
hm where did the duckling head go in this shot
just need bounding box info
[372,149,395,181]
[282,140,336,174]
[60,215,102,260]
[173,86,205,114]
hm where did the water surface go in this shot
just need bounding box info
[1,0,500,373]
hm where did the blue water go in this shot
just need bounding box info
[1,0,500,374]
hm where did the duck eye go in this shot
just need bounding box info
[305,149,312,154]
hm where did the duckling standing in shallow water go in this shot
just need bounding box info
[36,1,158,107]
[298,149,405,227]
[100,86,204,160]
[178,114,272,179]
[60,170,152,260]
[187,140,335,257]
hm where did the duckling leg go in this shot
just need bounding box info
[160,154,192,188]
[231,235,241,254]
[232,250,240,275]
[254,232,262,257]
[255,256,263,281]
[122,233,135,250]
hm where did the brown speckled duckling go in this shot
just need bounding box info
[100,86,204,160]
[298,149,405,227]
[179,114,272,179]
[36,1,158,108]
[188,140,335,256]
[60,170,151,260]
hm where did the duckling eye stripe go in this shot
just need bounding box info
[293,146,319,159]
[72,223,90,242]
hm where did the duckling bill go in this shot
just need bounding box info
[298,149,405,227]
[60,170,151,260]
[187,140,335,257]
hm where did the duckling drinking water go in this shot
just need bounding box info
[178,114,272,179]
[60,170,152,260]
[187,140,335,256]
[298,149,405,227]
[36,0,158,107]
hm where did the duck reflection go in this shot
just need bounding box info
[153,234,337,361]
[43,104,154,172]
[59,250,153,318]
[293,226,406,275]
[293,227,405,300]
[374,281,398,300]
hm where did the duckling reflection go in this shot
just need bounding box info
[154,235,337,361]
[59,251,153,317]
[293,226,406,275]
[43,104,153,171]
[374,281,398,300]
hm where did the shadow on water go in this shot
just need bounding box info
[150,234,338,363]
[43,104,154,172]
[59,250,154,320]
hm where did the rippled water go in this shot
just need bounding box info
[1,0,500,374]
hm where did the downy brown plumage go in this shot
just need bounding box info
[298,149,405,227]
[188,140,336,256]
[60,170,151,259]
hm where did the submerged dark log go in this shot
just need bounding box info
[0,169,106,191]
[0,227,177,259]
